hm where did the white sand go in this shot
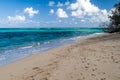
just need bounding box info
[0,33,120,80]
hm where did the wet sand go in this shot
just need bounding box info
[0,33,120,80]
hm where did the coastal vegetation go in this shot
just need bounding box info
[101,2,120,33]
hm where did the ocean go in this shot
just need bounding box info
[0,28,103,66]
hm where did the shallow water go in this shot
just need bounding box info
[0,28,103,66]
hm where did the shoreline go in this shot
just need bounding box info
[0,33,120,80]
[0,32,103,67]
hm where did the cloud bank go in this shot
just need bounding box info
[69,0,109,22]
[8,15,26,23]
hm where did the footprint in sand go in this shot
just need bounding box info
[32,67,42,72]
[91,73,96,77]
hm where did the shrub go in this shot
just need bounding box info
[101,2,120,33]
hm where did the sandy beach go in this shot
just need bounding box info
[0,33,120,80]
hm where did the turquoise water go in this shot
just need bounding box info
[0,28,103,66]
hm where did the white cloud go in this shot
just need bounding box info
[57,2,64,7]
[71,9,86,18]
[50,9,54,14]
[24,7,39,18]
[90,9,109,22]
[69,0,99,13]
[49,1,55,7]
[69,0,109,22]
[8,15,26,23]
[56,8,68,18]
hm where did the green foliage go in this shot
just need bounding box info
[101,2,120,33]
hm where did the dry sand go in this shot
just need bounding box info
[0,33,120,80]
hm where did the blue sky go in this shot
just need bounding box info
[0,0,119,28]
